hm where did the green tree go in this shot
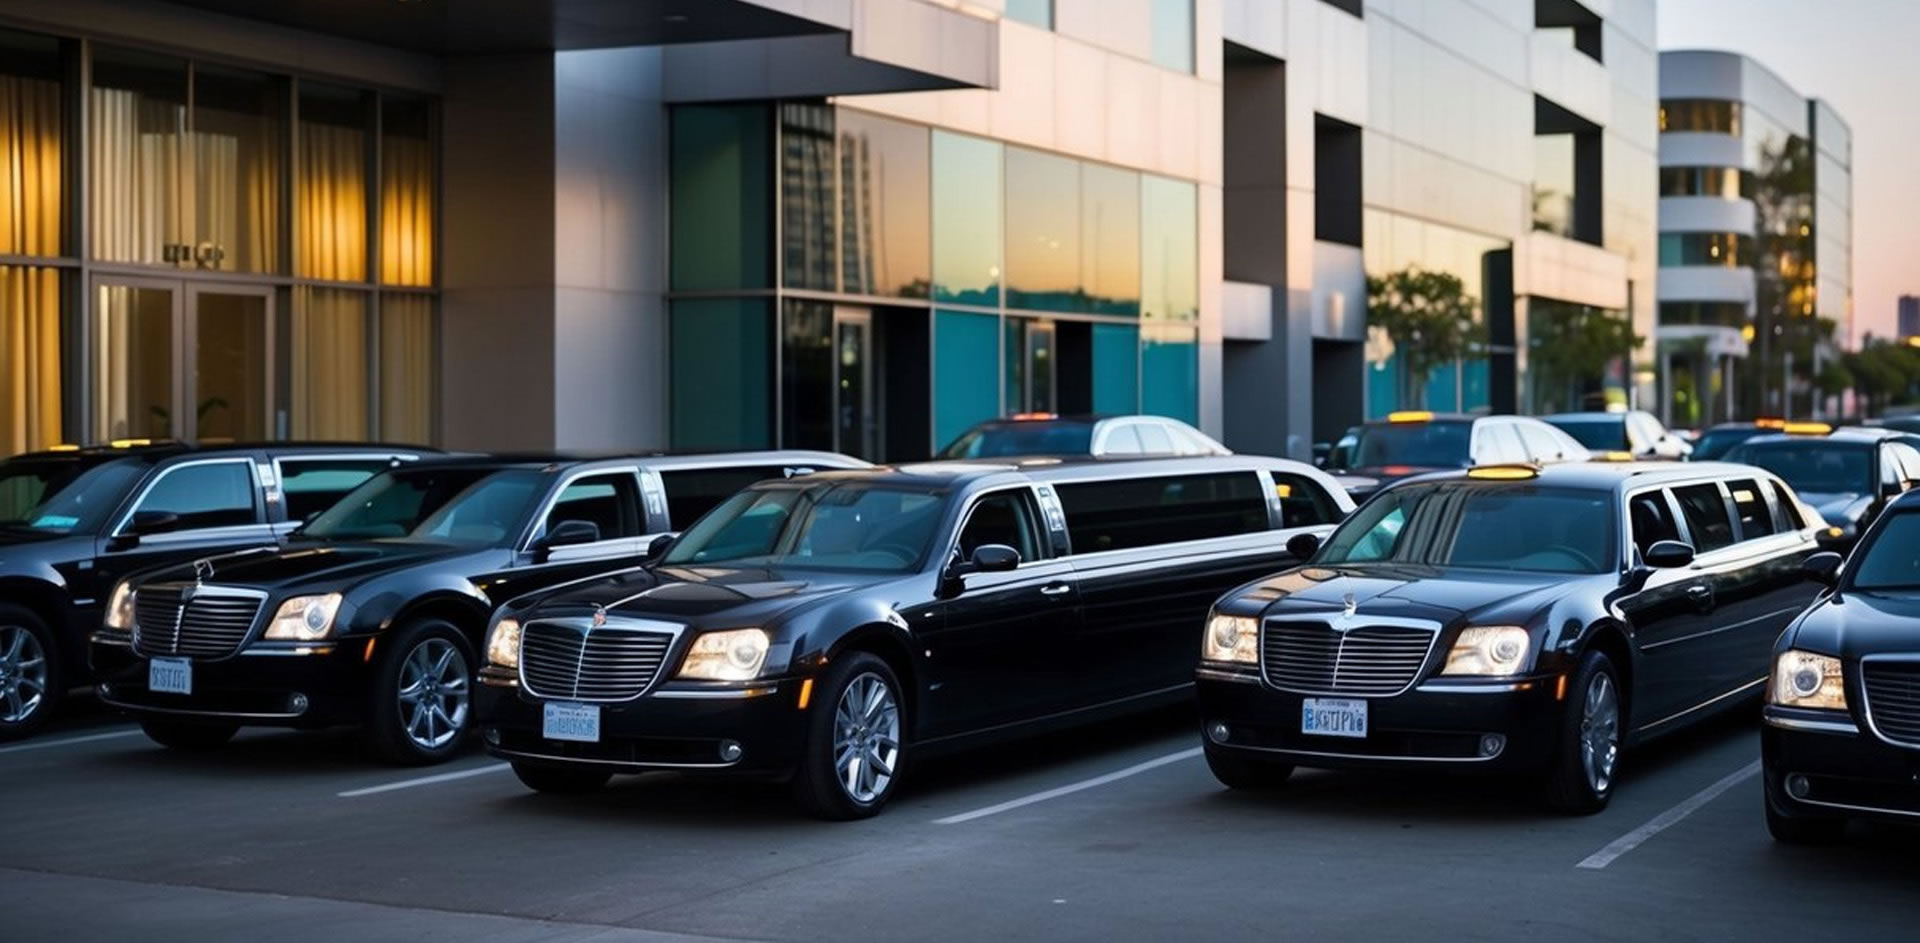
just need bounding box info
[1528,305,1644,413]
[1367,267,1483,409]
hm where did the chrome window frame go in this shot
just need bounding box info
[108,457,269,539]
[516,466,652,560]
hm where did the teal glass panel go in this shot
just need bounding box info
[1004,0,1053,29]
[670,105,771,291]
[670,299,771,449]
[1367,357,1400,419]
[1463,360,1490,413]
[1005,147,1082,313]
[932,132,1002,306]
[1141,175,1197,322]
[1092,324,1139,414]
[1423,363,1460,413]
[1149,0,1194,73]
[1141,326,1197,424]
[1083,163,1141,316]
[934,310,1001,447]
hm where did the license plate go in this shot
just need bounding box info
[149,657,192,696]
[1301,697,1367,738]
[542,701,600,743]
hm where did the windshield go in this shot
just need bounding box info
[1728,444,1871,496]
[1549,419,1627,451]
[937,421,1094,459]
[1853,512,1920,590]
[1691,428,1761,461]
[302,467,545,546]
[1352,421,1474,469]
[0,459,146,535]
[663,481,946,572]
[1317,483,1615,574]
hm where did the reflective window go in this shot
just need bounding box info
[932,132,1002,306]
[781,103,836,291]
[1727,479,1774,539]
[937,419,1093,459]
[1853,513,1920,590]
[1004,0,1053,29]
[1771,481,1805,529]
[1658,232,1754,267]
[192,64,287,274]
[660,466,794,530]
[1659,99,1740,135]
[0,459,142,534]
[1056,472,1267,553]
[1005,147,1081,313]
[1082,163,1141,315]
[1533,134,1574,237]
[541,473,643,543]
[297,83,371,282]
[781,299,834,452]
[957,489,1042,562]
[277,459,389,521]
[1318,484,1615,574]
[664,482,945,573]
[838,110,930,298]
[89,47,188,266]
[671,104,772,291]
[1659,166,1752,200]
[1353,420,1473,468]
[1141,175,1197,321]
[308,468,540,545]
[670,299,772,449]
[380,96,434,287]
[131,460,259,530]
[1628,491,1681,557]
[1671,483,1734,552]
[0,29,65,259]
[1149,0,1194,73]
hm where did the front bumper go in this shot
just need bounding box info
[88,633,376,727]
[475,667,812,778]
[1196,666,1564,772]
[1762,705,1920,821]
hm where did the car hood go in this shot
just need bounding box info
[1230,563,1579,626]
[147,540,480,594]
[1789,590,1920,659]
[1796,492,1871,525]
[528,564,881,629]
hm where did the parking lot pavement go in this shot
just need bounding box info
[3,699,1917,942]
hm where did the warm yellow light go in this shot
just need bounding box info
[1784,422,1831,436]
[1594,451,1635,462]
[798,677,815,710]
[1275,483,1294,499]
[1388,410,1434,423]
[109,438,151,448]
[1467,466,1538,480]
[46,443,78,452]
[1907,336,1920,348]
[1741,324,1756,342]
[1755,418,1787,429]
[1827,526,1845,539]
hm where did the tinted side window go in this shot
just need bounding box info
[956,490,1042,562]
[278,459,392,520]
[1727,478,1774,539]
[1057,472,1268,553]
[1628,491,1681,557]
[1672,483,1734,552]
[131,461,260,530]
[543,473,643,541]
[1273,472,1339,528]
[1771,481,1805,530]
[660,467,790,529]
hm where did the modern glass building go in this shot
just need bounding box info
[1656,50,1854,425]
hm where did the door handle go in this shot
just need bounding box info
[1040,582,1072,597]
[1685,584,1714,609]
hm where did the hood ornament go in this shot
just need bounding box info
[1341,592,1358,620]
[193,559,214,583]
[591,605,607,628]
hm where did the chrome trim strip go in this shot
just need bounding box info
[488,746,737,771]
[1218,741,1501,764]
[98,693,305,720]
[1857,654,1920,751]
[1196,666,1260,683]
[1414,681,1535,694]
[1638,677,1765,732]
[90,632,132,648]
[1639,606,1802,651]
[1763,713,1860,735]
[1790,795,1920,820]
[238,645,338,657]
[650,686,780,700]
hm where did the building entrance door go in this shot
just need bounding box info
[833,306,879,459]
[90,277,274,443]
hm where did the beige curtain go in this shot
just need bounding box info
[2,74,61,257]
[191,114,281,273]
[2,74,64,455]
[292,287,369,439]
[380,135,432,286]
[89,88,182,264]
[297,121,367,281]
[379,294,433,443]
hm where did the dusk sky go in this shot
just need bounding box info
[1660,0,1916,345]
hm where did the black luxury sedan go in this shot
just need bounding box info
[88,450,866,763]
[1196,461,1824,813]
[0,440,434,739]
[1723,426,1920,550]
[474,455,1355,819]
[1762,489,1920,843]
[1329,412,1591,500]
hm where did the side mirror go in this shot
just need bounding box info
[130,510,181,535]
[949,544,1020,579]
[536,520,600,557]
[645,533,677,561]
[1644,539,1696,569]
[1803,551,1844,587]
[1287,532,1322,560]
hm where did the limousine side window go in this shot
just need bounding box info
[1672,482,1735,552]
[128,460,261,531]
[1272,472,1340,528]
[1055,472,1267,553]
[541,473,644,544]
[278,459,394,520]
[1770,481,1805,530]
[1628,491,1682,558]
[1727,478,1775,539]
[659,467,790,530]
[956,490,1042,563]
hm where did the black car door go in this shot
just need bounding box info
[479,469,655,606]
[1615,485,1721,727]
[916,486,1079,738]
[89,457,279,610]
[1696,477,1817,697]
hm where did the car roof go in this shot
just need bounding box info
[5,441,437,464]
[1400,460,1785,493]
[1736,431,1887,448]
[401,449,870,472]
[758,453,1330,491]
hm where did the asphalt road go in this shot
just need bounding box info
[3,695,1916,943]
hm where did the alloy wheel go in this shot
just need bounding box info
[397,638,469,750]
[0,625,48,726]
[1580,671,1620,795]
[832,672,901,804]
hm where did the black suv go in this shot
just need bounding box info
[89,451,866,763]
[1197,461,1823,813]
[0,441,433,739]
[474,455,1354,819]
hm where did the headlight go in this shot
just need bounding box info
[1440,626,1532,676]
[263,593,343,641]
[1202,613,1259,664]
[486,617,522,670]
[677,628,770,681]
[1770,650,1847,710]
[104,580,136,631]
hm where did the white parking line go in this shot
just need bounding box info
[1576,760,1761,870]
[934,747,1202,825]
[0,729,143,756]
[337,762,511,798]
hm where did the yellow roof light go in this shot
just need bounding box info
[46,443,79,452]
[1467,465,1539,480]
[1387,410,1434,424]
[109,438,151,448]
[1784,422,1831,436]
[1009,412,1058,421]
[1594,451,1635,462]
[1755,418,1787,430]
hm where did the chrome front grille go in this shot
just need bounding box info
[1261,619,1438,697]
[518,620,677,702]
[131,584,267,659]
[1861,660,1920,749]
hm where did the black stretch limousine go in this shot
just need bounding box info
[475,455,1355,819]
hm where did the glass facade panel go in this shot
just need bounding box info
[1004,0,1053,29]
[1660,302,1746,328]
[1533,134,1574,237]
[1659,99,1740,135]
[1092,323,1139,414]
[0,266,63,453]
[781,103,836,291]
[92,282,175,441]
[838,110,930,298]
[297,83,370,282]
[1527,300,1631,414]
[1082,163,1141,316]
[379,294,435,444]
[932,131,1001,307]
[934,310,1000,449]
[1658,232,1754,268]
[781,299,833,451]
[671,298,771,449]
[1150,0,1195,74]
[0,30,66,259]
[1140,175,1197,322]
[191,64,285,274]
[379,96,434,287]
[671,105,772,292]
[89,47,188,266]
[1141,324,1197,423]
[291,287,368,439]
[1361,208,1510,417]
[1658,166,1751,200]
[1005,147,1081,312]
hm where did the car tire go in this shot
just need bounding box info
[511,761,613,795]
[0,605,61,743]
[791,652,905,821]
[365,619,474,766]
[1545,650,1623,815]
[140,718,239,750]
[1764,775,1846,845]
[1204,741,1295,789]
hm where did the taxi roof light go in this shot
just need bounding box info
[1755,418,1787,429]
[1783,422,1832,436]
[1593,451,1636,462]
[1387,410,1434,424]
[1008,412,1058,421]
[1466,465,1540,480]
